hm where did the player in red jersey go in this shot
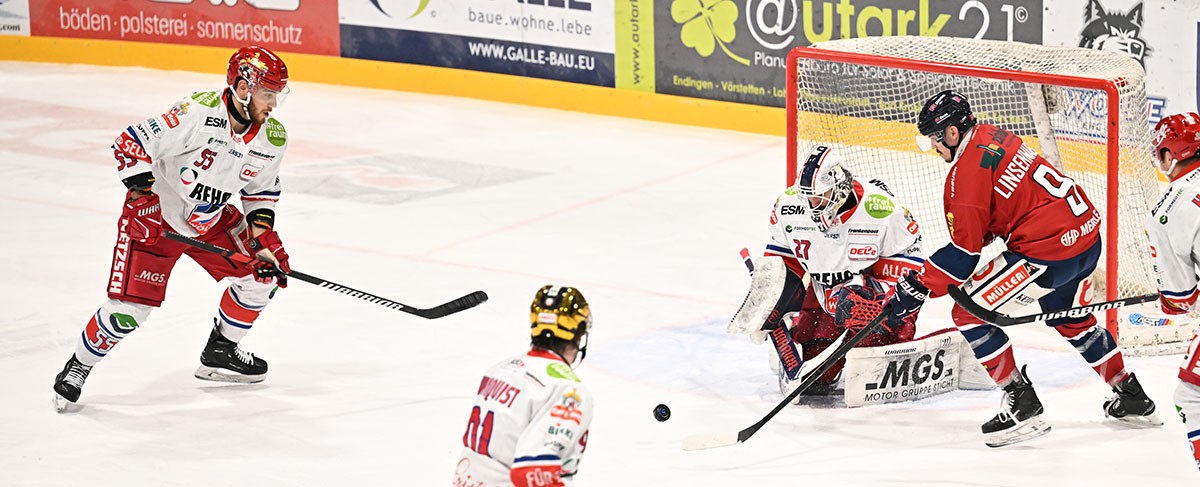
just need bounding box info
[886,90,1159,447]
[1146,112,1200,471]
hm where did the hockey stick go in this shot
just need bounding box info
[163,231,488,319]
[682,304,892,451]
[947,286,1157,326]
[740,248,804,381]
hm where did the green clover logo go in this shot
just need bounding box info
[671,0,750,65]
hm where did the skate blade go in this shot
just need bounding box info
[1108,411,1165,427]
[194,366,265,384]
[984,417,1052,448]
[53,393,79,414]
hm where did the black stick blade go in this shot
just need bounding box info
[415,291,490,319]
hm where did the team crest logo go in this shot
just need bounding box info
[1078,0,1149,67]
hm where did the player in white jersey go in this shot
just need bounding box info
[52,46,293,411]
[454,286,594,487]
[729,146,925,391]
[1146,113,1200,471]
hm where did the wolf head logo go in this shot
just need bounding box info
[1078,0,1149,66]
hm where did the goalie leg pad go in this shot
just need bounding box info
[843,328,982,407]
[728,255,805,342]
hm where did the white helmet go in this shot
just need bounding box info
[796,145,853,231]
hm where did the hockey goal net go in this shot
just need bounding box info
[786,36,1192,353]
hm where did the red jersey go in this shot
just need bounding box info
[922,124,1102,296]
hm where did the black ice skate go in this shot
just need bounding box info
[1103,372,1164,426]
[982,365,1051,448]
[53,354,92,413]
[194,322,267,384]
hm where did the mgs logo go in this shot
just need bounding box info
[1078,0,1149,67]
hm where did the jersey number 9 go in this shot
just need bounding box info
[1032,165,1089,217]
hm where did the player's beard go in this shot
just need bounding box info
[249,100,271,125]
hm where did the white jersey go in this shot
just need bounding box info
[113,89,286,237]
[764,178,924,311]
[1147,165,1200,315]
[454,350,593,487]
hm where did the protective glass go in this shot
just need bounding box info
[251,85,290,108]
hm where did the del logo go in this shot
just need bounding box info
[847,243,878,260]
[240,164,261,181]
[867,349,950,390]
[1079,0,1148,66]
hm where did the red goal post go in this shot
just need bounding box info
[784,37,1171,347]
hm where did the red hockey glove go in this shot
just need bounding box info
[833,278,889,334]
[245,229,290,287]
[122,191,162,245]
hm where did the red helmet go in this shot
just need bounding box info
[1153,112,1200,175]
[226,46,288,93]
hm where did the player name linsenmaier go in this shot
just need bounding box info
[721,81,766,96]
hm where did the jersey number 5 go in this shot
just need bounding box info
[1032,165,1089,217]
[463,406,495,456]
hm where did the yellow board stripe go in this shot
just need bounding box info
[0,35,784,136]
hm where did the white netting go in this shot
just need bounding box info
[790,37,1171,347]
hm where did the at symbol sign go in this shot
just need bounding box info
[747,0,797,50]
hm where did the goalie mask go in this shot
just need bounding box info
[1153,112,1200,180]
[796,145,853,231]
[916,90,976,159]
[530,285,592,366]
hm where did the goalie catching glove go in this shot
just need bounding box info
[243,228,290,287]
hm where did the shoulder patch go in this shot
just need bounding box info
[265,118,287,147]
[191,91,220,108]
[546,362,580,382]
[863,194,895,219]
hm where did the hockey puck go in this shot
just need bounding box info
[653,404,671,422]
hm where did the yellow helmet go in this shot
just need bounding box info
[530,285,591,342]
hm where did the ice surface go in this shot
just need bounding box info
[0,62,1194,485]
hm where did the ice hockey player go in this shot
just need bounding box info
[1146,112,1200,471]
[453,285,594,487]
[889,90,1160,447]
[728,145,926,395]
[52,46,292,411]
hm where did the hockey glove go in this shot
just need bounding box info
[245,229,290,287]
[834,278,889,334]
[122,191,162,245]
[888,270,928,329]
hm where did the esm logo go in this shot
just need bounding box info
[868,349,949,389]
